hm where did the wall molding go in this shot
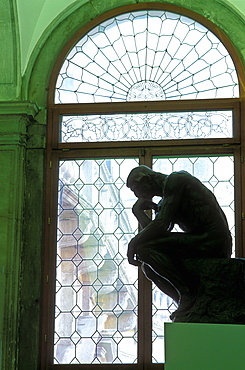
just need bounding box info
[0,101,39,116]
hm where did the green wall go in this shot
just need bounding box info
[0,1,245,369]
[15,0,245,75]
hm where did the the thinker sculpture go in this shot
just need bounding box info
[127,165,245,323]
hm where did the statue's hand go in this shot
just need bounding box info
[127,238,141,266]
[133,198,158,214]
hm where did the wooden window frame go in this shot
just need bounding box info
[41,3,245,370]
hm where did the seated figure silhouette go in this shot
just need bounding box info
[126,165,232,307]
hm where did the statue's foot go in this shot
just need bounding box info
[170,294,196,321]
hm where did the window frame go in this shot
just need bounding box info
[42,3,245,369]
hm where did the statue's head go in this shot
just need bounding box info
[127,165,159,199]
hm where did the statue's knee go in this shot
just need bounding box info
[137,243,150,260]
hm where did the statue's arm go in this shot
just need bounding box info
[156,194,180,230]
[127,199,161,266]
[132,198,158,228]
[127,218,163,265]
[127,173,187,265]
[131,194,178,247]
[129,174,184,235]
[156,173,185,227]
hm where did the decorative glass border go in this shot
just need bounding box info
[60,111,233,143]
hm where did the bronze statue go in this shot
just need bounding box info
[126,165,232,318]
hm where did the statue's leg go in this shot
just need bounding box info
[146,232,228,258]
[137,240,193,299]
[141,263,179,303]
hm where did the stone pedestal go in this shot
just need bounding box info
[172,258,245,324]
[165,323,245,370]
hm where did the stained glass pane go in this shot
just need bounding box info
[54,158,139,364]
[151,155,235,363]
[60,111,232,143]
[55,10,239,104]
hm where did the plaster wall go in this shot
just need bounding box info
[16,0,245,74]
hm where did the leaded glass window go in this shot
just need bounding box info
[60,111,233,143]
[54,155,235,364]
[55,10,239,104]
[55,158,139,364]
[151,156,234,363]
[44,4,243,370]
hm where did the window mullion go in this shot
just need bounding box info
[53,98,240,115]
[138,269,153,369]
[138,150,154,368]
[234,146,243,257]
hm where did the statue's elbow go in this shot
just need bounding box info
[153,219,167,233]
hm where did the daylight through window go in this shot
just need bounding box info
[44,6,243,369]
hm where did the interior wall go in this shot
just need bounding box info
[16,0,245,74]
[0,1,244,369]
[16,0,245,76]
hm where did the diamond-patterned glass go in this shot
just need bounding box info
[151,155,234,363]
[54,158,139,364]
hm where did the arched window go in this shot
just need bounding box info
[44,4,244,369]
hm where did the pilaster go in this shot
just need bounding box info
[0,101,45,370]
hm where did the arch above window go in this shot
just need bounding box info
[55,10,239,104]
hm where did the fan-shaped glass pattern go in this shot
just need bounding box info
[55,10,239,104]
